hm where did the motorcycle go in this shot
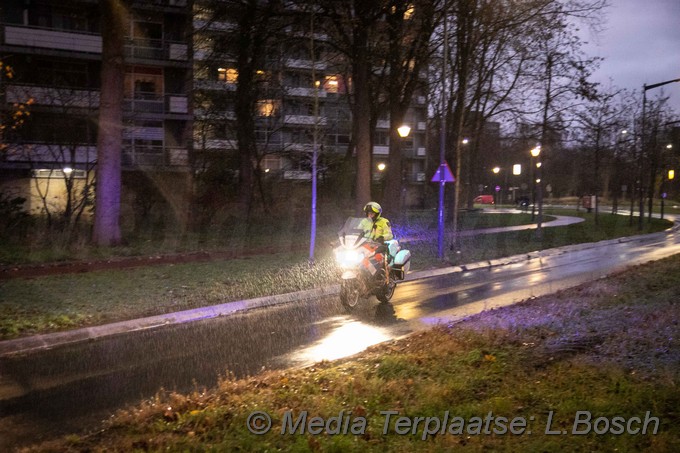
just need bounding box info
[334,217,411,312]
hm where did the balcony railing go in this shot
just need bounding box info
[283,115,327,126]
[4,25,101,53]
[194,79,237,92]
[284,59,327,71]
[5,84,99,109]
[122,145,188,168]
[3,144,97,165]
[124,38,188,62]
[284,87,327,98]
[123,94,188,114]
[132,0,188,8]
[3,25,188,61]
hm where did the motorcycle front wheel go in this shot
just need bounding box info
[376,275,397,303]
[340,280,361,312]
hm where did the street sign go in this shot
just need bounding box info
[495,185,501,192]
[431,162,455,183]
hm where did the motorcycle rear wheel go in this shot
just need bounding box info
[340,280,361,312]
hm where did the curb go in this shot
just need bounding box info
[2,215,678,357]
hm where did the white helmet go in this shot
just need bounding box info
[363,201,382,217]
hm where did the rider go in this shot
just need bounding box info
[360,201,393,243]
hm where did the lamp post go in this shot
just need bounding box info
[530,145,543,239]
[395,125,411,208]
[661,144,672,220]
[492,166,500,207]
[512,164,522,205]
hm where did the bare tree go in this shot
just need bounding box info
[518,1,603,239]
[574,87,627,223]
[316,0,386,213]
[382,0,436,215]
[642,94,675,222]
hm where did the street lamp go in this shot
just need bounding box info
[641,77,680,229]
[492,167,500,206]
[397,124,411,138]
[530,145,543,238]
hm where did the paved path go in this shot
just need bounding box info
[0,211,597,357]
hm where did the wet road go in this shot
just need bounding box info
[1,220,679,449]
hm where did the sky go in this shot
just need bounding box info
[579,0,680,113]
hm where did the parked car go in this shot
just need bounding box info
[473,195,495,205]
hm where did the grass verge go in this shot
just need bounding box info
[0,210,672,340]
[25,251,680,452]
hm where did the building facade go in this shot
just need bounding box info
[0,0,193,216]
[192,1,429,206]
[1,0,429,218]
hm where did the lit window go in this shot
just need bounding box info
[257,100,279,117]
[218,68,238,83]
[324,75,339,93]
[404,4,415,19]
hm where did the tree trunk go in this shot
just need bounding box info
[352,30,372,214]
[93,0,126,246]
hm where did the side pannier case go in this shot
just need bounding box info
[392,249,411,280]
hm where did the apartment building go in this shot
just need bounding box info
[1,0,429,216]
[0,0,193,215]
[192,1,429,205]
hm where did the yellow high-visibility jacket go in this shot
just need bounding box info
[359,216,394,242]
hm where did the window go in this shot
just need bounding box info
[30,5,94,32]
[218,68,238,83]
[375,131,388,146]
[324,75,339,93]
[256,130,282,144]
[37,61,89,88]
[125,67,163,99]
[257,100,280,117]
[132,21,162,41]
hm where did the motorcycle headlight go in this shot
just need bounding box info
[335,249,363,268]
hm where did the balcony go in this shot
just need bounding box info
[284,59,327,71]
[3,144,97,165]
[193,139,237,151]
[6,84,99,109]
[283,115,327,126]
[125,38,189,62]
[4,25,101,54]
[133,0,188,9]
[284,87,327,98]
[193,19,236,32]
[283,170,312,180]
[123,94,189,115]
[3,25,189,62]
[284,143,315,152]
[122,145,188,168]
[194,79,237,92]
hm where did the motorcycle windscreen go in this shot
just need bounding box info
[338,217,369,248]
